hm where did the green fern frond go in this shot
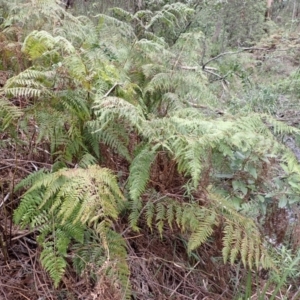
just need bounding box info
[281,150,300,174]
[95,13,135,41]
[14,165,126,287]
[64,54,89,86]
[136,39,172,61]
[145,201,155,230]
[0,95,23,129]
[55,229,71,254]
[156,202,166,236]
[177,138,204,187]
[145,3,193,31]
[77,152,97,168]
[222,223,234,263]
[128,198,143,231]
[22,30,75,60]
[143,31,166,45]
[60,222,84,244]
[109,7,134,23]
[58,90,90,120]
[188,211,217,252]
[13,190,45,226]
[166,200,176,229]
[93,96,146,131]
[262,113,300,135]
[211,192,274,269]
[90,120,131,161]
[128,146,157,230]
[14,169,48,191]
[40,241,67,288]
[229,229,242,265]
[4,87,43,98]
[73,233,105,276]
[180,204,197,232]
[128,145,157,201]
[140,196,218,251]
[106,229,131,299]
[4,68,55,100]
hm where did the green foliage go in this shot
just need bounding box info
[217,194,272,269]
[14,165,129,293]
[90,8,300,275]
[73,229,130,299]
[0,93,23,130]
[235,247,300,299]
[109,2,194,44]
[5,1,300,298]
[195,0,267,48]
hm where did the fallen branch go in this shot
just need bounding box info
[202,47,289,69]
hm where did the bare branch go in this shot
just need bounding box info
[103,83,121,98]
[202,47,289,69]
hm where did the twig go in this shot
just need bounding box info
[103,83,121,98]
[169,261,200,298]
[2,159,51,166]
[202,49,247,68]
[11,228,39,241]
[180,65,230,89]
[181,65,217,71]
[151,281,195,299]
[203,68,229,82]
[291,288,300,300]
[202,47,289,69]
[183,101,208,109]
[0,161,31,174]
[0,193,10,209]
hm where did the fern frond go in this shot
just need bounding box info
[14,165,126,287]
[262,113,300,135]
[14,168,48,191]
[145,3,193,31]
[106,229,131,299]
[128,145,157,201]
[211,192,274,269]
[188,211,217,252]
[5,87,43,98]
[77,153,97,168]
[145,201,155,230]
[95,13,135,41]
[22,30,75,60]
[166,200,176,229]
[0,95,23,129]
[156,202,166,236]
[40,241,67,288]
[128,198,143,231]
[222,223,234,263]
[64,54,89,87]
[109,7,134,23]
[93,96,146,131]
[13,190,45,226]
[90,120,131,161]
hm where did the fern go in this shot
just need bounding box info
[72,228,131,299]
[212,192,273,269]
[22,30,75,60]
[137,193,273,270]
[8,2,300,297]
[40,241,67,288]
[0,95,23,130]
[14,165,127,288]
[128,145,157,201]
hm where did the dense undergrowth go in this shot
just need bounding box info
[1,0,300,299]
